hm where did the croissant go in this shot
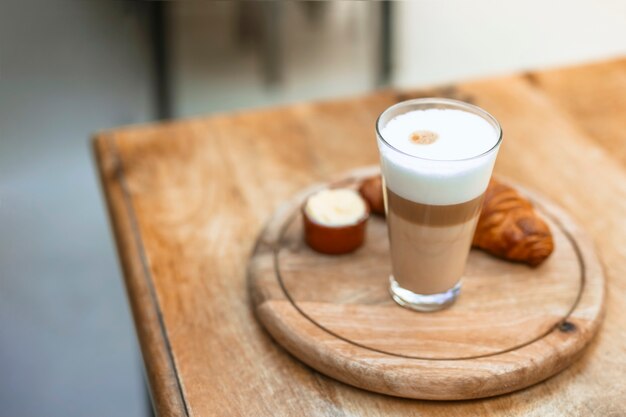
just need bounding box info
[472,179,554,266]
[358,176,386,216]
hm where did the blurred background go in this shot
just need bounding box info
[1,1,625,416]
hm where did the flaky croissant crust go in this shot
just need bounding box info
[472,179,554,266]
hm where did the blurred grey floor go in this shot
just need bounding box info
[0,2,152,416]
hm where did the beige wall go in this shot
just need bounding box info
[393,0,626,87]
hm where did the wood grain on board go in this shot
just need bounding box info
[249,168,604,400]
[94,58,626,416]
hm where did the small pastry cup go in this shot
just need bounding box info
[302,204,369,255]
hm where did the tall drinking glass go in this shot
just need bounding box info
[376,98,502,311]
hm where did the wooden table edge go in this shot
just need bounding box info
[92,133,190,417]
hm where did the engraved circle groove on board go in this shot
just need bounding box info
[274,177,585,361]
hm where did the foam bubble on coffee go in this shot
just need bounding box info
[379,108,500,205]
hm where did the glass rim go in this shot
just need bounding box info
[376,97,503,162]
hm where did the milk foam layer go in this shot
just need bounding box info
[378,108,500,205]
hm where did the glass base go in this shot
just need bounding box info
[389,277,461,312]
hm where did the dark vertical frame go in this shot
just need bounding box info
[262,1,283,86]
[149,1,170,120]
[378,1,393,87]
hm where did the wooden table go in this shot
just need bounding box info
[94,58,626,416]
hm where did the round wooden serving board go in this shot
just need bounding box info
[248,166,605,400]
